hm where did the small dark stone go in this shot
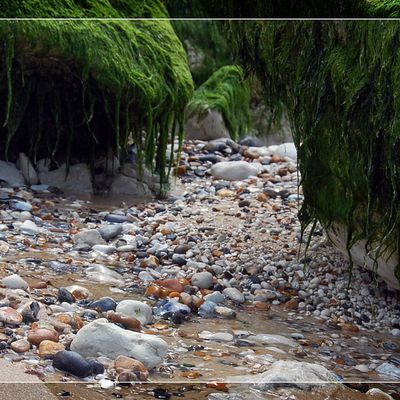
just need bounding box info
[389,354,400,366]
[229,153,242,161]
[89,360,105,375]
[172,255,187,265]
[239,200,251,208]
[136,251,148,259]
[53,350,93,378]
[154,388,171,399]
[0,342,7,350]
[23,301,40,323]
[58,288,75,304]
[194,169,206,178]
[187,345,204,351]
[213,284,224,292]
[104,214,127,223]
[224,271,233,279]
[89,297,117,312]
[174,244,191,254]
[263,188,278,198]
[278,189,290,199]
[57,390,71,397]
[171,311,185,324]
[239,136,263,147]
[235,339,255,347]
[43,296,56,305]
[183,286,197,295]
[383,342,399,351]
[250,276,261,284]
[360,314,370,323]
[165,234,177,241]
[198,154,220,163]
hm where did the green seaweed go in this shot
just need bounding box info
[185,65,251,140]
[0,0,194,194]
[202,19,400,284]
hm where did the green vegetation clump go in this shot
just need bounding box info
[171,0,369,18]
[0,0,194,191]
[210,20,400,282]
[185,65,251,140]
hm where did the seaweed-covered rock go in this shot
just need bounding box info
[200,18,400,286]
[185,66,250,140]
[0,1,193,193]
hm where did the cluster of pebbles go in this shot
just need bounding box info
[0,137,399,398]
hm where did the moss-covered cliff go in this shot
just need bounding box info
[0,0,194,190]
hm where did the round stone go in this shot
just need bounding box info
[28,328,59,346]
[0,307,23,325]
[191,272,214,289]
[11,339,30,353]
[38,340,65,359]
[53,350,93,378]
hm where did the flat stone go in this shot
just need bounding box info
[98,224,122,241]
[191,271,214,289]
[229,361,339,390]
[19,220,40,236]
[211,161,260,181]
[92,244,117,255]
[199,331,234,342]
[0,307,23,325]
[38,340,65,359]
[1,274,28,290]
[203,291,225,304]
[39,163,93,193]
[223,288,245,304]
[215,306,236,319]
[252,334,297,347]
[70,318,168,369]
[73,230,105,246]
[11,339,30,354]
[28,328,59,346]
[116,300,153,325]
[110,173,152,197]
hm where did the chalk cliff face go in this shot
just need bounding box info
[0,1,193,194]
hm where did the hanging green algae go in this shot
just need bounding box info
[175,0,368,18]
[185,65,251,140]
[169,19,233,86]
[0,0,194,193]
[205,20,400,283]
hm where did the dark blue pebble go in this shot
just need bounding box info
[58,288,75,303]
[89,297,117,312]
[53,350,93,378]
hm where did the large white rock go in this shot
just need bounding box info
[70,318,167,369]
[116,300,153,325]
[268,142,297,161]
[0,160,25,186]
[328,224,400,290]
[110,173,153,197]
[211,161,260,181]
[1,274,28,290]
[185,109,230,141]
[39,163,92,193]
[73,230,105,246]
[229,361,339,389]
[251,334,297,347]
[19,153,38,185]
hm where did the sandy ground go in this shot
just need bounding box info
[0,359,56,400]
